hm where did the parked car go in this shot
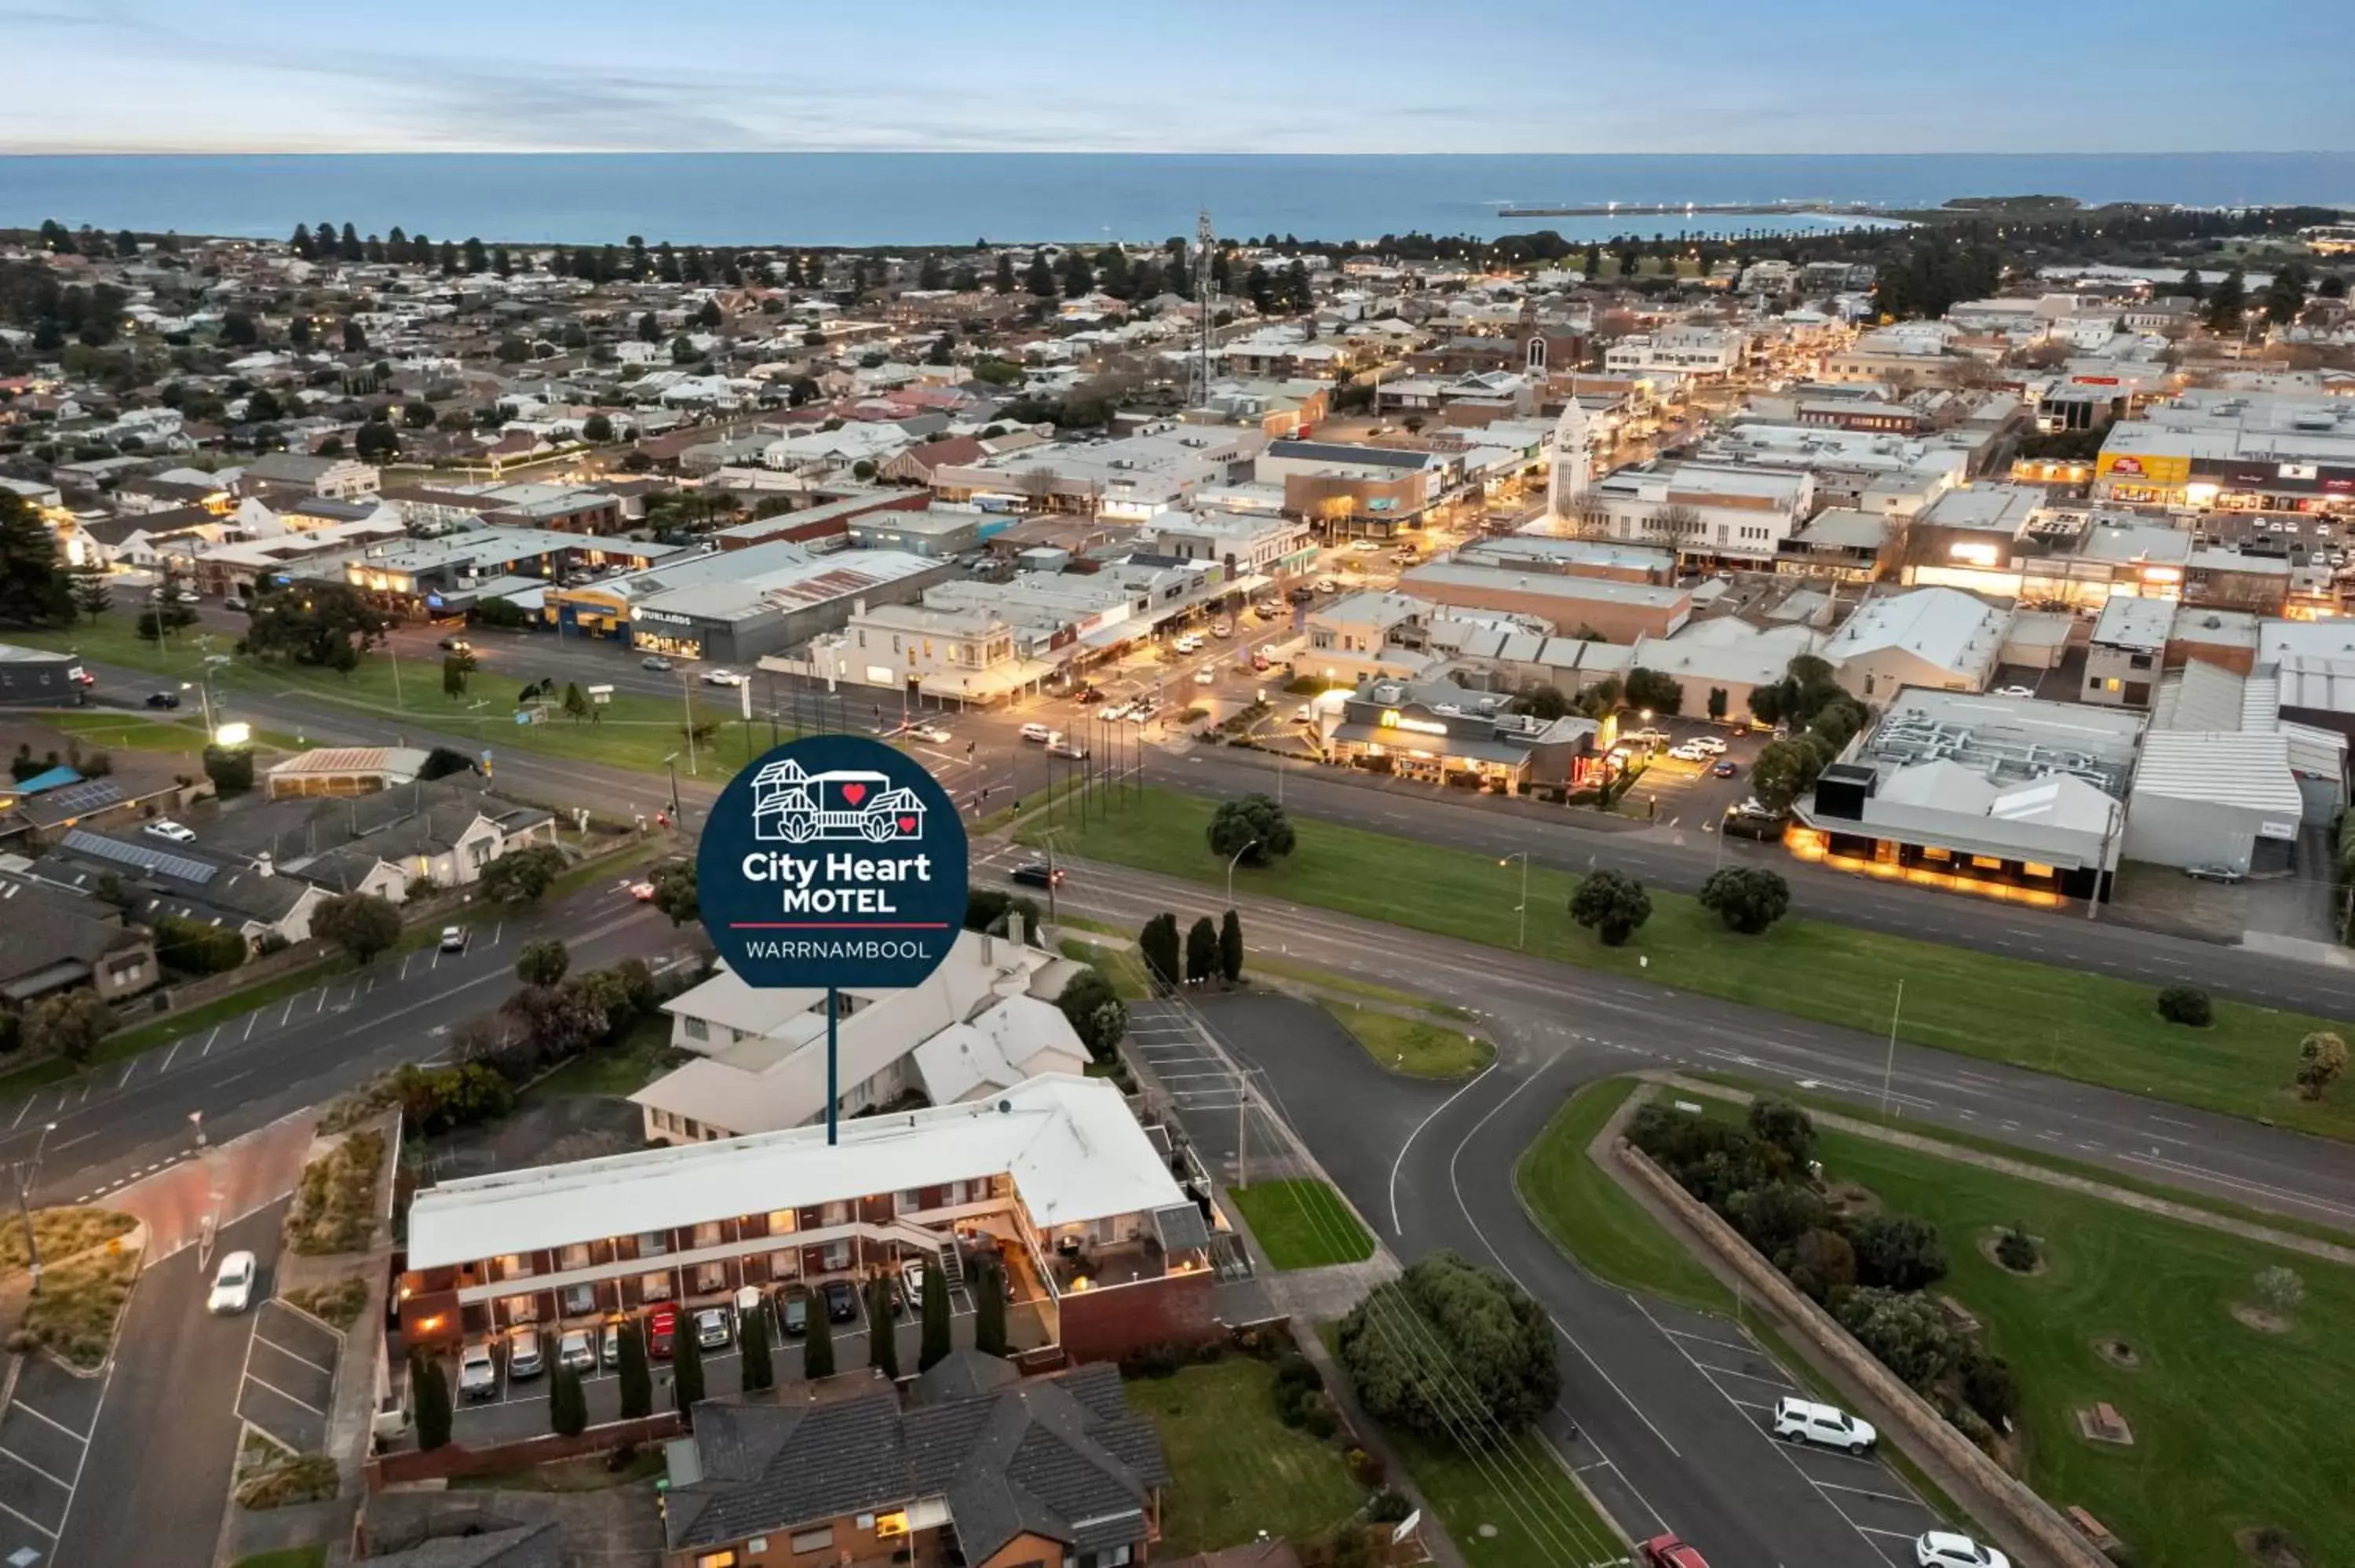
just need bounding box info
[1623,727,1671,749]
[144,690,181,709]
[1666,742,1709,762]
[1914,1533,2010,1568]
[1045,738,1088,760]
[600,1318,628,1367]
[1287,586,1316,604]
[557,1328,596,1372]
[1772,1396,1876,1453]
[1192,668,1215,686]
[1711,759,1740,779]
[701,668,746,687]
[440,925,468,954]
[1292,704,1314,723]
[2185,863,2246,884]
[458,1341,498,1400]
[1012,862,1064,889]
[693,1307,732,1350]
[645,1305,679,1359]
[1690,735,1728,756]
[1020,722,1060,745]
[144,819,197,844]
[1101,702,1134,722]
[506,1326,546,1380]
[821,1278,860,1323]
[438,636,473,654]
[1991,684,2036,698]
[207,1250,257,1315]
[901,1257,928,1311]
[1639,1533,1711,1568]
[910,722,952,744]
[640,655,674,672]
[777,1284,812,1337]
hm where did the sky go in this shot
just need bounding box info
[2,0,2350,155]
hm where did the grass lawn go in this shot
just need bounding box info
[0,1207,138,1274]
[1125,1356,1366,1555]
[1814,1124,2355,1568]
[1229,1179,1375,1270]
[43,709,302,755]
[1322,1001,1492,1080]
[1020,788,2355,1141]
[12,616,751,779]
[1389,1427,1625,1568]
[1514,1081,1732,1311]
[532,1013,675,1098]
[233,1548,328,1568]
[1249,952,1474,1021]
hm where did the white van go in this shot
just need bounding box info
[1020,722,1061,745]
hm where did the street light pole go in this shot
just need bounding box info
[1879,979,1904,1118]
[13,1121,59,1295]
[662,752,683,825]
[1227,840,1259,908]
[1498,851,1531,948]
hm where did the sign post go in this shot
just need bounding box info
[696,735,970,1143]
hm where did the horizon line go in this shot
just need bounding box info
[2,147,2352,160]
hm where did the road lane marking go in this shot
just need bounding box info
[200,1026,221,1058]
[160,1040,184,1074]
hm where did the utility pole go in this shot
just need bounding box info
[1879,979,1904,1118]
[680,672,698,776]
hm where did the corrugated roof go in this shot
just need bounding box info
[2132,731,2305,815]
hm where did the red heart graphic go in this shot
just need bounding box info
[897,815,918,833]
[840,783,867,804]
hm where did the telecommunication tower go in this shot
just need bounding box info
[1188,209,1217,409]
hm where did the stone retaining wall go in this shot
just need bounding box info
[1617,1143,2112,1568]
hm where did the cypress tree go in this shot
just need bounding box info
[1218,909,1244,983]
[918,1259,952,1371]
[550,1360,586,1436]
[616,1318,652,1419]
[411,1352,452,1450]
[741,1303,776,1391]
[804,1293,837,1379]
[869,1278,901,1379]
[974,1263,1010,1358]
[673,1319,706,1420]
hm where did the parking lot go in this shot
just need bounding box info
[237,1298,341,1456]
[0,1354,105,1563]
[1631,1297,1947,1568]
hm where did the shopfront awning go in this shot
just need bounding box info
[1331,724,1532,768]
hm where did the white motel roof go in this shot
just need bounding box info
[405,1073,1181,1270]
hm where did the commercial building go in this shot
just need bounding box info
[710,490,931,552]
[1253,440,1449,538]
[2091,391,2355,516]
[399,1073,1237,1366]
[1134,509,1316,580]
[0,644,86,708]
[1792,688,2147,906]
[1628,619,1820,720]
[930,426,1261,521]
[2081,596,2173,708]
[2123,661,2336,877]
[1603,326,1747,379]
[236,451,381,500]
[1585,461,1816,567]
[1817,588,2011,700]
[1324,676,1600,792]
[340,525,681,617]
[1457,534,1677,585]
[660,1358,1168,1568]
[627,550,951,666]
[844,506,991,559]
[1397,560,1692,644]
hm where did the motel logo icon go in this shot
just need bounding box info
[699,734,969,991]
[751,758,928,844]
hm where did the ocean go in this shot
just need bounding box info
[0,151,2347,249]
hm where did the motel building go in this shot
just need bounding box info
[398,1074,1242,1367]
[1324,676,1600,793]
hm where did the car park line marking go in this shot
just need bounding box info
[243,1011,261,1041]
[1685,1362,1797,1387]
[5,1403,86,1449]
[8,1099,29,1131]
[279,996,298,1027]
[0,1495,57,1540]
[1659,1326,1755,1355]
[159,1040,184,1074]
[0,1444,74,1491]
[243,1372,326,1417]
[1814,1481,1922,1505]
[254,1334,335,1377]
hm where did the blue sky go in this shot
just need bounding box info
[2,0,2349,154]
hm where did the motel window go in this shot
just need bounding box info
[560,1244,590,1271]
[791,1527,834,1555]
[682,1016,708,1042]
[642,1272,673,1301]
[694,1222,724,1249]
[638,1231,668,1256]
[503,1295,537,1323]
[823,1242,850,1271]
[501,1253,533,1280]
[564,1284,596,1316]
[768,1209,797,1235]
[821,1201,851,1227]
[695,1553,739,1568]
[770,1249,799,1279]
[1971,855,2003,871]
[2024,862,2056,879]
[896,1189,923,1216]
[696,1264,727,1293]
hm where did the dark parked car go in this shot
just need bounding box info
[777,1284,812,1337]
[646,1304,678,1360]
[144,691,181,709]
[1711,759,1739,779]
[1011,862,1064,889]
[821,1278,859,1323]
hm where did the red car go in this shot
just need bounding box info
[1641,1534,1709,1568]
[646,1304,678,1360]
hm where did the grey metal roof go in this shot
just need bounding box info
[1151,1202,1212,1254]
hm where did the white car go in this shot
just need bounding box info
[1690,735,1729,756]
[144,819,197,844]
[207,1250,257,1315]
[1772,1395,1877,1453]
[1174,635,1203,654]
[557,1328,597,1372]
[901,1256,927,1309]
[1991,684,2036,698]
[1666,742,1709,762]
[1914,1532,2010,1568]
[458,1340,498,1400]
[1020,722,1059,744]
[700,668,747,687]
[1101,701,1134,722]
[1192,669,1215,686]
[440,925,468,954]
[909,723,951,744]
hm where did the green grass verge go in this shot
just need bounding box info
[95,957,346,1063]
[1058,939,1152,1001]
[1514,1081,1732,1310]
[532,1014,675,1099]
[1811,1121,2355,1568]
[1322,1001,1492,1080]
[1019,787,2355,1140]
[1686,1071,2355,1247]
[1230,1179,1376,1270]
[1251,951,1474,1020]
[44,710,301,755]
[1126,1356,1366,1555]
[1389,1427,1623,1568]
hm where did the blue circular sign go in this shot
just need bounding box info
[696,735,970,990]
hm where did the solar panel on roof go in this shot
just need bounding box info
[60,829,218,885]
[37,779,125,815]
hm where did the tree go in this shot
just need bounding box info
[312,893,401,965]
[411,1353,452,1450]
[154,914,249,976]
[515,939,570,987]
[2173,267,2204,301]
[1746,1096,1817,1175]
[440,652,471,699]
[1207,793,1294,864]
[672,1316,706,1419]
[650,861,699,926]
[1748,738,1825,815]
[741,1303,776,1391]
[616,1318,653,1418]
[1725,1180,1825,1258]
[971,1261,1010,1358]
[480,844,565,906]
[1337,1252,1560,1449]
[342,318,367,352]
[1623,666,1685,716]
[1707,687,1729,722]
[244,583,385,668]
[582,412,613,443]
[2296,1030,2347,1100]
[1569,870,1651,946]
[1834,1287,1959,1391]
[869,1278,900,1378]
[1056,968,1126,1061]
[918,1258,951,1370]
[1185,916,1218,984]
[1138,913,1181,988]
[68,560,111,624]
[1850,1215,1949,1291]
[1218,909,1244,983]
[2253,1264,2305,1318]
[354,419,399,461]
[0,492,75,628]
[1024,252,1058,299]
[1697,866,1791,935]
[561,681,591,724]
[24,989,109,1065]
[2203,268,2248,334]
[549,1360,587,1437]
[2156,985,2211,1026]
[803,1291,837,1379]
[2263,264,2310,327]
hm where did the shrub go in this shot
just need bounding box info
[202,743,255,797]
[2156,984,2212,1026]
[1367,1487,1413,1522]
[1568,869,1652,946]
[1849,1214,1949,1292]
[1994,1227,2039,1272]
[1960,1349,2019,1428]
